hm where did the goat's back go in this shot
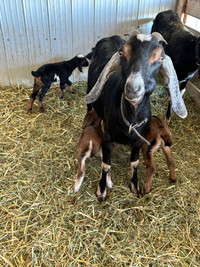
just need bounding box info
[151,10,185,42]
[151,10,198,82]
[78,110,103,155]
[144,116,172,145]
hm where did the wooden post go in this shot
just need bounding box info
[176,0,188,17]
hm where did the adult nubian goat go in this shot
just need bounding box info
[151,10,200,120]
[84,31,187,201]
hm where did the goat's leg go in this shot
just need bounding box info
[27,77,43,112]
[166,96,172,122]
[73,141,93,192]
[59,83,66,99]
[73,154,87,193]
[106,169,113,188]
[96,136,112,202]
[142,145,156,194]
[38,81,51,112]
[129,148,140,196]
[161,144,176,182]
[66,79,74,93]
[98,148,112,188]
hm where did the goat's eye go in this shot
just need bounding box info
[119,51,123,56]
[160,56,165,61]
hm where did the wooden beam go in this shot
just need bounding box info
[185,0,200,19]
[176,0,188,17]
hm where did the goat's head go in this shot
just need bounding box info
[85,32,187,119]
[82,109,101,129]
[76,54,89,72]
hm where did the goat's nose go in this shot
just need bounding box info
[125,84,142,101]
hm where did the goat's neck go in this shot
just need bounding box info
[65,57,77,70]
[122,94,151,124]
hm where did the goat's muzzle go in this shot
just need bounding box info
[124,72,145,105]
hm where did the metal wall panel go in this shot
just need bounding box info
[71,0,95,81]
[0,17,10,85]
[22,0,52,85]
[116,0,139,36]
[0,0,30,85]
[0,0,177,86]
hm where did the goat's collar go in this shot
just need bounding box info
[120,93,150,145]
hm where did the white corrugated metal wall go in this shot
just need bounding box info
[0,0,176,86]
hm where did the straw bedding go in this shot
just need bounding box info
[0,81,199,266]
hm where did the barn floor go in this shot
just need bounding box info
[0,82,200,266]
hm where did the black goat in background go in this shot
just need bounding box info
[27,54,89,112]
[151,10,200,120]
[83,31,187,201]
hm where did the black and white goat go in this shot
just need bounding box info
[27,54,89,112]
[151,10,200,120]
[83,32,187,201]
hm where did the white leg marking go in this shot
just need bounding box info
[73,175,84,192]
[73,141,93,192]
[106,171,113,188]
[130,160,139,176]
[96,185,107,199]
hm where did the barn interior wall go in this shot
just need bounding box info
[0,0,176,87]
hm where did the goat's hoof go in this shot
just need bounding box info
[170,177,176,183]
[129,183,139,197]
[71,89,75,94]
[96,186,106,202]
[165,117,171,125]
[140,186,150,196]
[72,183,81,193]
[139,187,145,196]
[39,107,45,112]
[97,196,105,203]
[27,109,32,114]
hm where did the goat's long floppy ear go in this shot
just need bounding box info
[161,55,188,118]
[76,57,83,72]
[77,62,83,72]
[85,51,121,104]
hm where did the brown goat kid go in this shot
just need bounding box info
[73,113,176,195]
[141,116,176,194]
[73,110,107,192]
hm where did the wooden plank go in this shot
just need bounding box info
[186,81,200,109]
[176,0,188,17]
[185,0,200,19]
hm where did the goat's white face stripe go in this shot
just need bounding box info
[137,34,152,42]
[77,54,84,58]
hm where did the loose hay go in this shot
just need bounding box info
[0,81,199,266]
